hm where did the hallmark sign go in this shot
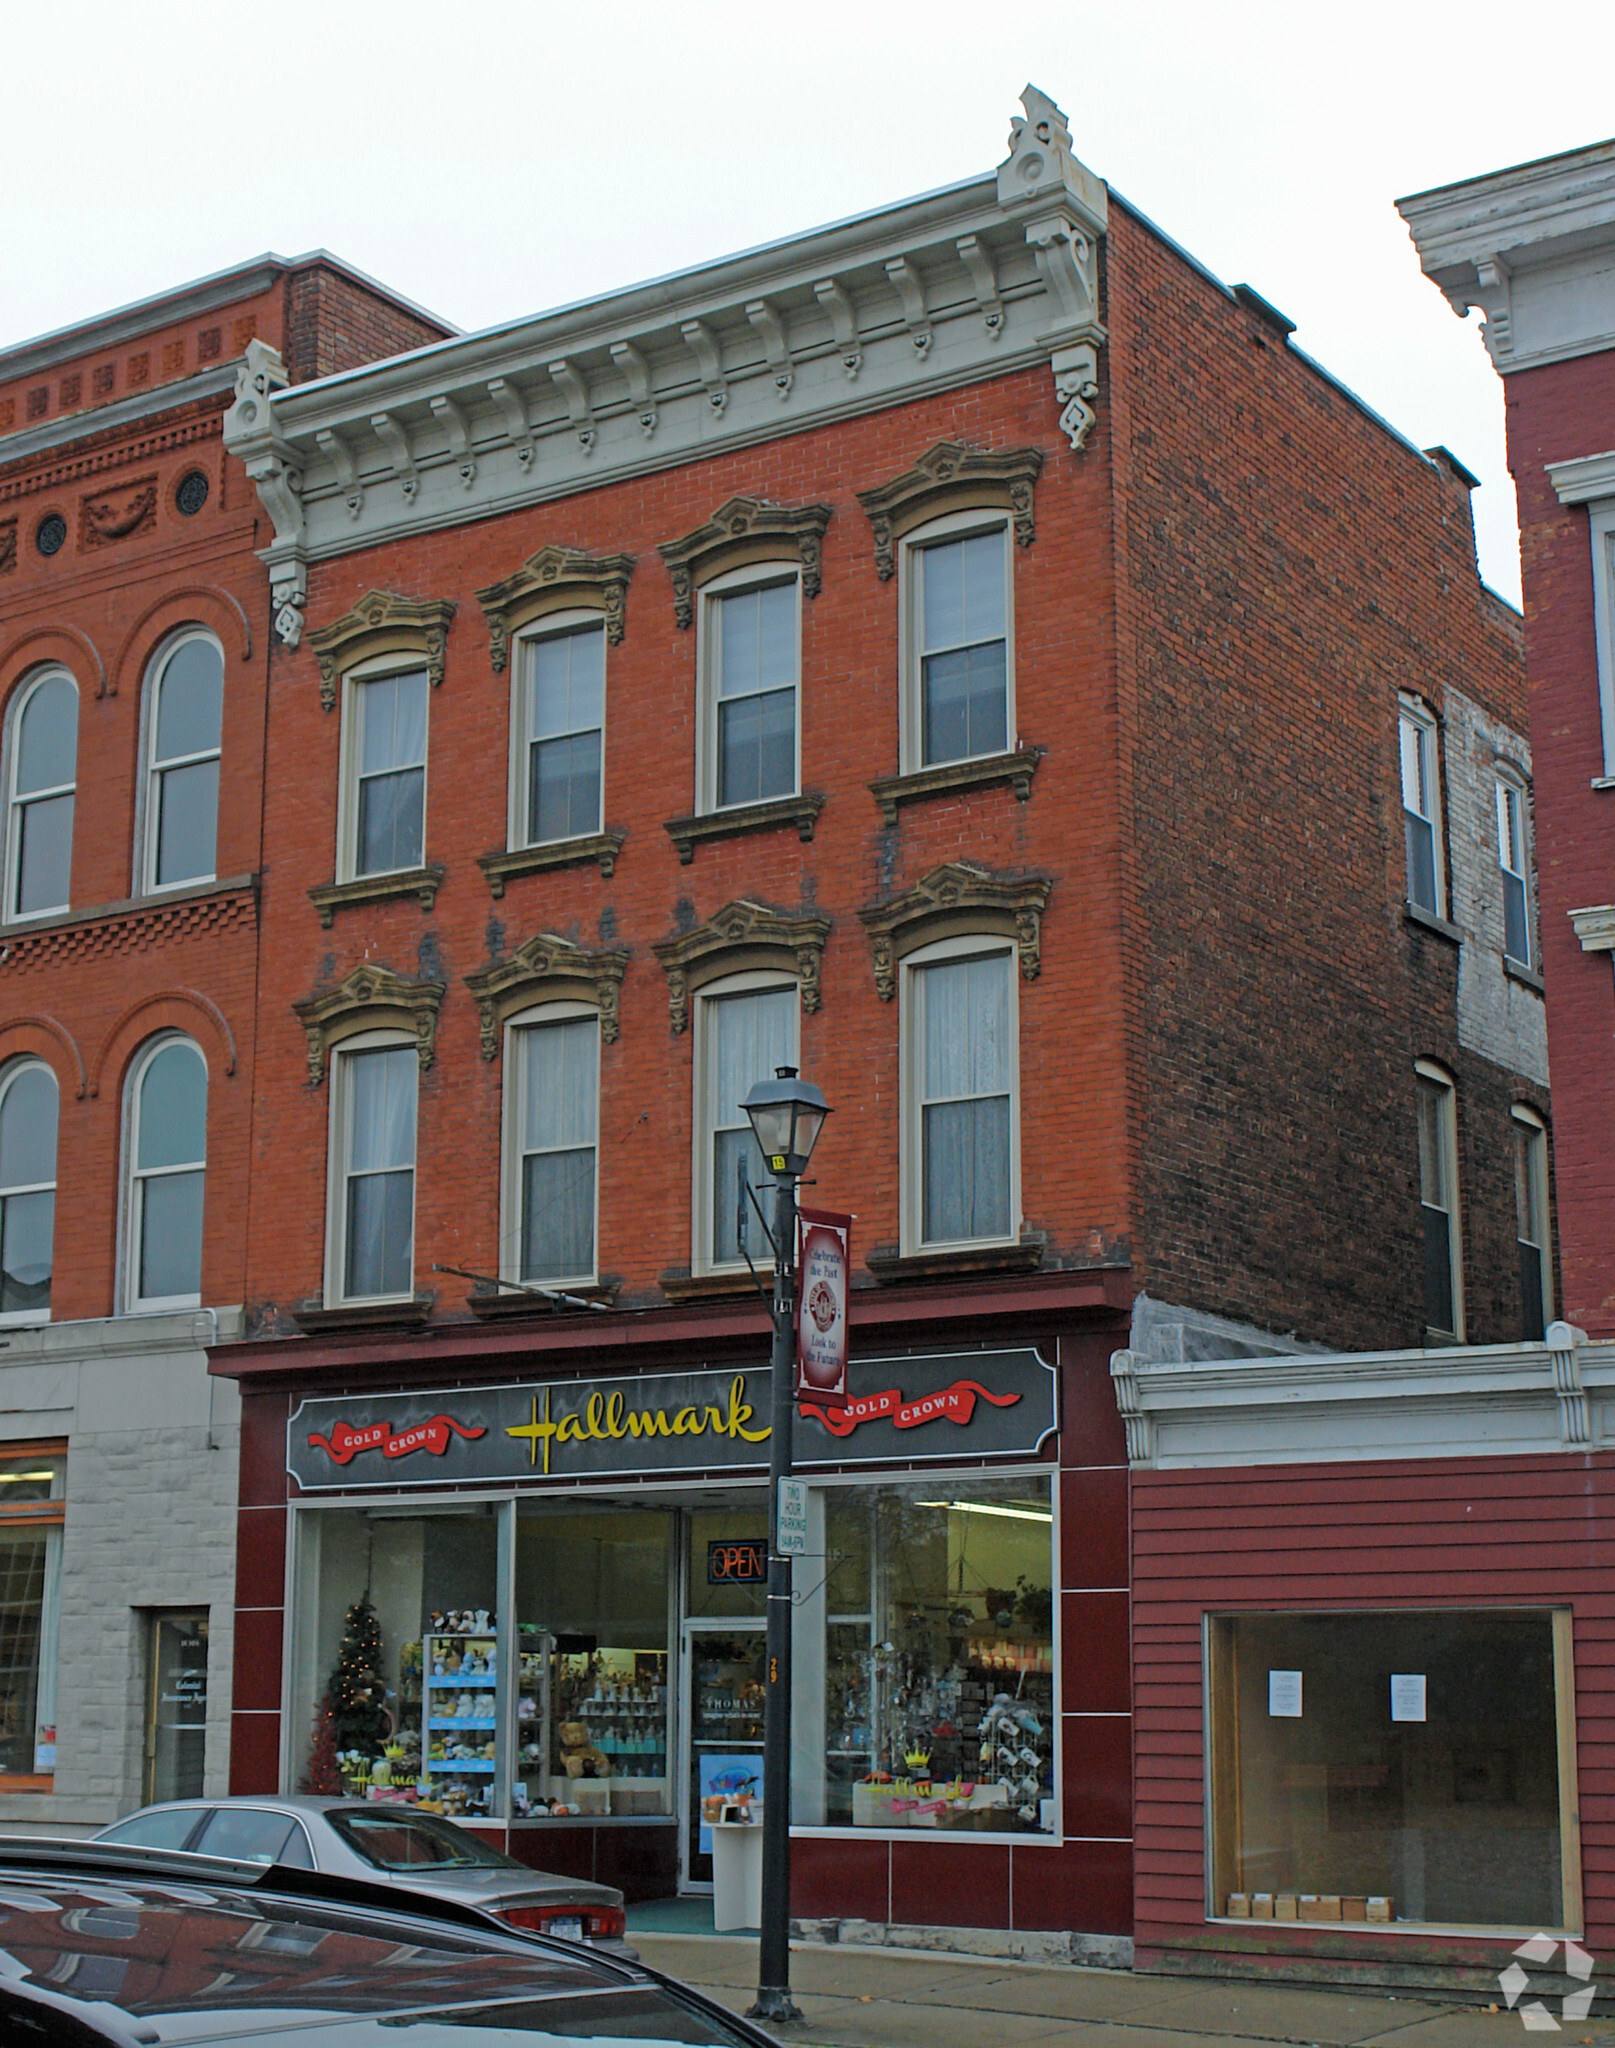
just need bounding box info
[287,1348,1056,1492]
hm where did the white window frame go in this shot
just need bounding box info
[692,971,799,1275]
[900,935,1021,1257]
[335,657,430,884]
[1495,771,1535,968]
[122,1033,207,1315]
[1585,500,1615,777]
[1398,695,1446,919]
[1415,1058,1464,1342]
[137,627,224,897]
[3,666,77,926]
[0,1057,57,1329]
[696,564,802,815]
[501,1001,600,1290]
[507,609,607,851]
[1512,1103,1554,1335]
[899,510,1016,776]
[324,1030,418,1308]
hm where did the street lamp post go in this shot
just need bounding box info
[739,1065,828,2025]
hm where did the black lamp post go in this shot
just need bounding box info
[740,1065,828,2024]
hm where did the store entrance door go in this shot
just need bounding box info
[144,1610,209,1806]
[679,1622,766,1890]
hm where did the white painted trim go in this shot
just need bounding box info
[1111,1322,1615,1469]
[1568,903,1615,951]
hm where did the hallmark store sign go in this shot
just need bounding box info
[286,1348,1056,1492]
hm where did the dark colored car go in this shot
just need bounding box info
[93,1795,627,1948]
[0,1836,770,2045]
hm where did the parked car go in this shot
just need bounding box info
[93,1794,628,1947]
[0,1836,768,2046]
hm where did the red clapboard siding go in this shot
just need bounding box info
[1130,1449,1615,1976]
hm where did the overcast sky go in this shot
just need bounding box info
[7,2,1610,607]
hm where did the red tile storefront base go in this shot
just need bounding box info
[891,1839,1012,1929]
[228,1712,282,1797]
[1011,1837,1133,1935]
[790,1834,890,1923]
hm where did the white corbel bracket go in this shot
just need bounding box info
[487,378,536,472]
[746,300,794,400]
[813,280,862,379]
[1108,1349,1155,1466]
[429,395,478,488]
[610,340,658,437]
[1050,342,1100,452]
[268,558,308,649]
[1547,1320,1592,1448]
[372,412,419,502]
[222,342,310,649]
[550,358,597,455]
[884,258,932,360]
[316,429,364,519]
[680,320,729,414]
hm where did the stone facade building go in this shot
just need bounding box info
[206,89,1544,1953]
[0,255,448,1829]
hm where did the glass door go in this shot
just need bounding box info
[144,1610,208,1805]
[681,1623,766,1888]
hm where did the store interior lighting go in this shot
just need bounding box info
[914,1500,1052,1523]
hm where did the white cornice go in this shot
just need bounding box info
[1397,141,1615,376]
[225,89,1109,645]
[1110,1324,1615,1468]
[1569,903,1615,951]
[1548,449,1615,506]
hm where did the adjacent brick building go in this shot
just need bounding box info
[0,254,449,1829]
[206,90,1542,1950]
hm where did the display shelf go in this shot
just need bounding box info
[429,1717,496,1730]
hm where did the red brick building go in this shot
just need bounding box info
[210,91,1542,1952]
[0,255,447,1831]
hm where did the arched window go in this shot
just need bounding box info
[126,1037,207,1309]
[144,633,223,891]
[0,1061,57,1319]
[6,670,77,920]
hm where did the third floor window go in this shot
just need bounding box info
[702,574,799,811]
[143,633,223,892]
[518,621,604,847]
[1399,701,1444,918]
[343,668,427,880]
[6,670,76,922]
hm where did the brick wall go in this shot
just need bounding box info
[1502,349,1615,1336]
[283,265,452,386]
[1106,201,1540,1350]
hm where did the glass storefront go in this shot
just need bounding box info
[1207,1609,1579,1931]
[288,1470,1058,1864]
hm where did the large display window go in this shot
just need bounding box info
[0,1445,63,1786]
[1207,1609,1580,1932]
[795,1474,1055,1835]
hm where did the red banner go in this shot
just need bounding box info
[796,1208,852,1410]
[799,1379,1020,1439]
[307,1415,487,1466]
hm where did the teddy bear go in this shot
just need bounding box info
[556,1720,610,1779]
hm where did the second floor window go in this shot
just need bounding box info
[127,1037,207,1310]
[699,981,797,1269]
[909,946,1016,1249]
[1513,1106,1552,1342]
[914,525,1009,768]
[1416,1064,1462,1340]
[520,622,604,845]
[704,577,798,810]
[508,1011,599,1285]
[345,669,427,879]
[1399,703,1444,917]
[333,1041,417,1302]
[145,634,223,891]
[0,1061,56,1320]
[1496,776,1533,967]
[6,670,77,921]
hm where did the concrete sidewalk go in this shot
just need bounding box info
[634,1934,1595,2046]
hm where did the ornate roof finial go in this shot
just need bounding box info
[998,84,1103,219]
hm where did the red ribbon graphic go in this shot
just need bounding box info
[308,1415,487,1466]
[800,1380,1020,1438]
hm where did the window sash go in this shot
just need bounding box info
[12,792,73,917]
[1400,714,1441,915]
[708,582,798,810]
[1515,1118,1551,1341]
[1497,782,1531,965]
[1417,1078,1458,1335]
[523,628,605,845]
[338,1046,417,1301]
[916,532,1009,768]
[350,673,427,877]
[703,986,797,1266]
[515,1018,598,1284]
[916,953,1014,1247]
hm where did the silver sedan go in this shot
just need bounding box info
[94,1794,630,1949]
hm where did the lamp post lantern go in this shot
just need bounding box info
[740,1064,828,2024]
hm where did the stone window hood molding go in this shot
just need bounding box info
[856,441,1042,581]
[657,498,832,630]
[305,589,457,712]
[651,899,831,1034]
[464,933,630,1059]
[858,861,1052,1000]
[292,962,446,1085]
[475,545,636,672]
[221,86,1108,647]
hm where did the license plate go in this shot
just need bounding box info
[548,1915,583,1942]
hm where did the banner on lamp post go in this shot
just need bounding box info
[795,1208,851,1409]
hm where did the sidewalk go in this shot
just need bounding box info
[632,1933,1588,2046]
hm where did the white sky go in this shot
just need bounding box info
[6,1,1612,608]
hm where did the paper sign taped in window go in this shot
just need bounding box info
[1268,1669,1303,1718]
[1390,1673,1427,1722]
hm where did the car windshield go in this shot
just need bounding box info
[329,1807,516,1870]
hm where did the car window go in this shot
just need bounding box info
[329,1808,514,1871]
[98,1807,205,1851]
[276,1822,315,1869]
[191,1806,298,1864]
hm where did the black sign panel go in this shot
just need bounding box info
[286,1347,1056,1493]
[707,1539,767,1584]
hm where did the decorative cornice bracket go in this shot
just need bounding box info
[223,342,308,648]
[372,411,419,502]
[652,900,831,1034]
[813,280,862,379]
[680,320,729,414]
[745,300,794,400]
[464,934,630,1059]
[658,497,833,630]
[610,341,658,437]
[429,395,477,488]
[487,378,536,471]
[550,359,597,455]
[292,963,445,1085]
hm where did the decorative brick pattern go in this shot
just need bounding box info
[126,351,149,387]
[0,888,255,977]
[92,363,115,399]
[25,386,47,420]
[59,372,81,408]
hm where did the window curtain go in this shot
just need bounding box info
[921,955,1011,1244]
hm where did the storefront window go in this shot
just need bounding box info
[0,1445,63,1783]
[803,1475,1054,1834]
[1208,1610,1578,1931]
[515,1508,673,1821]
